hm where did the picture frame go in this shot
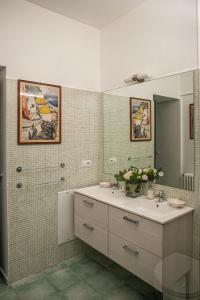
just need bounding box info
[130,97,151,142]
[18,80,61,144]
[190,103,194,140]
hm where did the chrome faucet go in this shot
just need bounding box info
[155,190,165,202]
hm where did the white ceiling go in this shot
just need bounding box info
[26,0,147,29]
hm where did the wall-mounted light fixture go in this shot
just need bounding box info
[124,73,149,85]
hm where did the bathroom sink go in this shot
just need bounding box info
[107,192,175,214]
[135,200,175,215]
[75,185,194,224]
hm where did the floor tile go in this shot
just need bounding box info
[47,268,80,291]
[107,263,133,281]
[69,257,103,279]
[105,286,144,300]
[125,273,155,294]
[85,270,124,296]
[61,282,103,300]
[64,255,89,268]
[16,278,56,300]
[3,254,162,300]
[86,250,114,269]
[0,288,18,300]
[12,261,67,289]
[44,291,63,300]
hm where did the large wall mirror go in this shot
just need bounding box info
[103,70,195,191]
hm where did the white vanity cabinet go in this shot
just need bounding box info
[74,193,109,256]
[74,186,193,292]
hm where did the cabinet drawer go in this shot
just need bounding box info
[109,206,163,257]
[74,193,108,230]
[75,215,108,256]
[109,233,162,291]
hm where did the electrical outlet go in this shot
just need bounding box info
[109,157,117,164]
[81,160,92,168]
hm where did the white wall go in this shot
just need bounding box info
[101,0,198,91]
[0,0,197,92]
[108,75,181,99]
[0,0,100,91]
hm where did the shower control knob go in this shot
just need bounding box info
[60,163,65,168]
[16,167,22,172]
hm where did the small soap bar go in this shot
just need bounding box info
[167,198,186,208]
[99,182,112,188]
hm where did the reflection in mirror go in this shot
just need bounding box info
[103,71,194,191]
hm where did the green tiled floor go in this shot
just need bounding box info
[0,255,163,300]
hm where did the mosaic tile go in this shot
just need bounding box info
[6,80,103,282]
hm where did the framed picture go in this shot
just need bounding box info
[130,97,151,142]
[190,103,194,139]
[18,80,61,144]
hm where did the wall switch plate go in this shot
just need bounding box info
[81,160,92,168]
[109,157,117,164]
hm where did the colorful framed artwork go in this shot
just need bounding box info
[130,97,151,142]
[190,103,194,140]
[18,80,61,144]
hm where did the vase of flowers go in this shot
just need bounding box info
[142,167,164,199]
[115,166,164,198]
[115,166,146,198]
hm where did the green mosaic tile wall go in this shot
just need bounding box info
[6,80,103,283]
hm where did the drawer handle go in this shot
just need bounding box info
[83,200,94,206]
[123,216,139,225]
[123,245,139,256]
[83,223,94,231]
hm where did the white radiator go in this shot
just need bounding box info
[58,190,76,245]
[182,173,194,191]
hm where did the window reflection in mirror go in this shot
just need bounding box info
[103,71,194,191]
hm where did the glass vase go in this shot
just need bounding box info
[146,181,154,199]
[118,181,126,193]
[125,182,143,198]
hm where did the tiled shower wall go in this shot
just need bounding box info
[6,80,103,283]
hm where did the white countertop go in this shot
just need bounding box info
[74,185,194,224]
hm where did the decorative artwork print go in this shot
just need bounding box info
[190,103,194,139]
[130,97,151,141]
[18,80,61,144]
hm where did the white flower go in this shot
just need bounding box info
[158,171,164,177]
[153,169,157,174]
[123,171,133,181]
[138,169,142,174]
[143,168,149,174]
[142,174,148,181]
